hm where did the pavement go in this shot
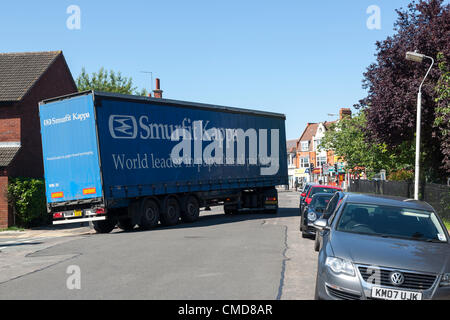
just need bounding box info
[0,224,94,239]
[0,191,318,300]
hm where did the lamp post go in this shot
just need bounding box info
[405,51,434,200]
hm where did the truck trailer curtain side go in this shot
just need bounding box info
[39,91,288,232]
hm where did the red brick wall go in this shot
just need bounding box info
[0,118,20,142]
[0,175,9,229]
[0,54,77,178]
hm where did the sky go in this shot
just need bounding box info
[0,0,419,140]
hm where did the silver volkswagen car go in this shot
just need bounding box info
[314,193,450,300]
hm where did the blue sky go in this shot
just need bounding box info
[0,0,417,139]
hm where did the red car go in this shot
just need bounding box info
[302,185,342,207]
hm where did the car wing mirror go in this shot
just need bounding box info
[313,219,329,230]
[301,193,306,197]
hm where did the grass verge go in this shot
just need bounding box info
[0,226,25,232]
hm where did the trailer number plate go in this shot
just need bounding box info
[64,210,83,218]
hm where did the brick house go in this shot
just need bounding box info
[294,108,353,186]
[296,123,318,184]
[0,51,78,228]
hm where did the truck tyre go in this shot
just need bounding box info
[118,218,135,231]
[93,219,116,234]
[224,205,237,215]
[181,196,200,223]
[160,197,181,226]
[139,198,160,230]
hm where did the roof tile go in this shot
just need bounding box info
[0,51,61,102]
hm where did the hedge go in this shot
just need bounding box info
[7,178,49,228]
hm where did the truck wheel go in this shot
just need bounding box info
[160,197,180,226]
[139,198,160,230]
[118,218,135,231]
[181,196,200,223]
[93,219,116,234]
[224,205,237,215]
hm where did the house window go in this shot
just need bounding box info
[314,139,322,151]
[287,154,296,167]
[317,156,327,167]
[300,157,310,168]
[300,141,309,152]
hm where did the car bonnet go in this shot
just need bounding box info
[330,230,450,274]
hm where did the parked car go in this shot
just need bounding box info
[313,191,346,250]
[299,183,317,213]
[303,185,342,210]
[313,193,450,300]
[300,193,334,238]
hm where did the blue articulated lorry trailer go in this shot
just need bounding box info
[39,91,288,233]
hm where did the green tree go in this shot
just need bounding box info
[434,52,450,172]
[320,112,415,178]
[76,67,148,96]
[358,0,449,181]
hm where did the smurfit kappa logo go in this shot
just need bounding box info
[107,114,280,176]
[109,115,137,139]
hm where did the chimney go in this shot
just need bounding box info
[153,78,163,98]
[339,108,352,120]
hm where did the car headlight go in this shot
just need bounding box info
[440,273,450,286]
[307,211,317,222]
[325,257,355,277]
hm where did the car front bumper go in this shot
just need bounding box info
[316,265,450,300]
[301,218,317,236]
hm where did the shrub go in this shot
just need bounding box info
[388,169,414,181]
[8,178,48,228]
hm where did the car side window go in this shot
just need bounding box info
[328,197,343,225]
[324,193,338,216]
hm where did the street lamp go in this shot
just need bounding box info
[405,51,434,200]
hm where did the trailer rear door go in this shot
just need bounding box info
[39,93,103,204]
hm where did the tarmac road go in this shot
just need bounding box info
[0,190,318,300]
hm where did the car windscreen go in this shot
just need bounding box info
[310,194,333,210]
[336,203,448,243]
[309,187,339,197]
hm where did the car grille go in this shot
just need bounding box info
[358,266,437,290]
[326,286,361,300]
